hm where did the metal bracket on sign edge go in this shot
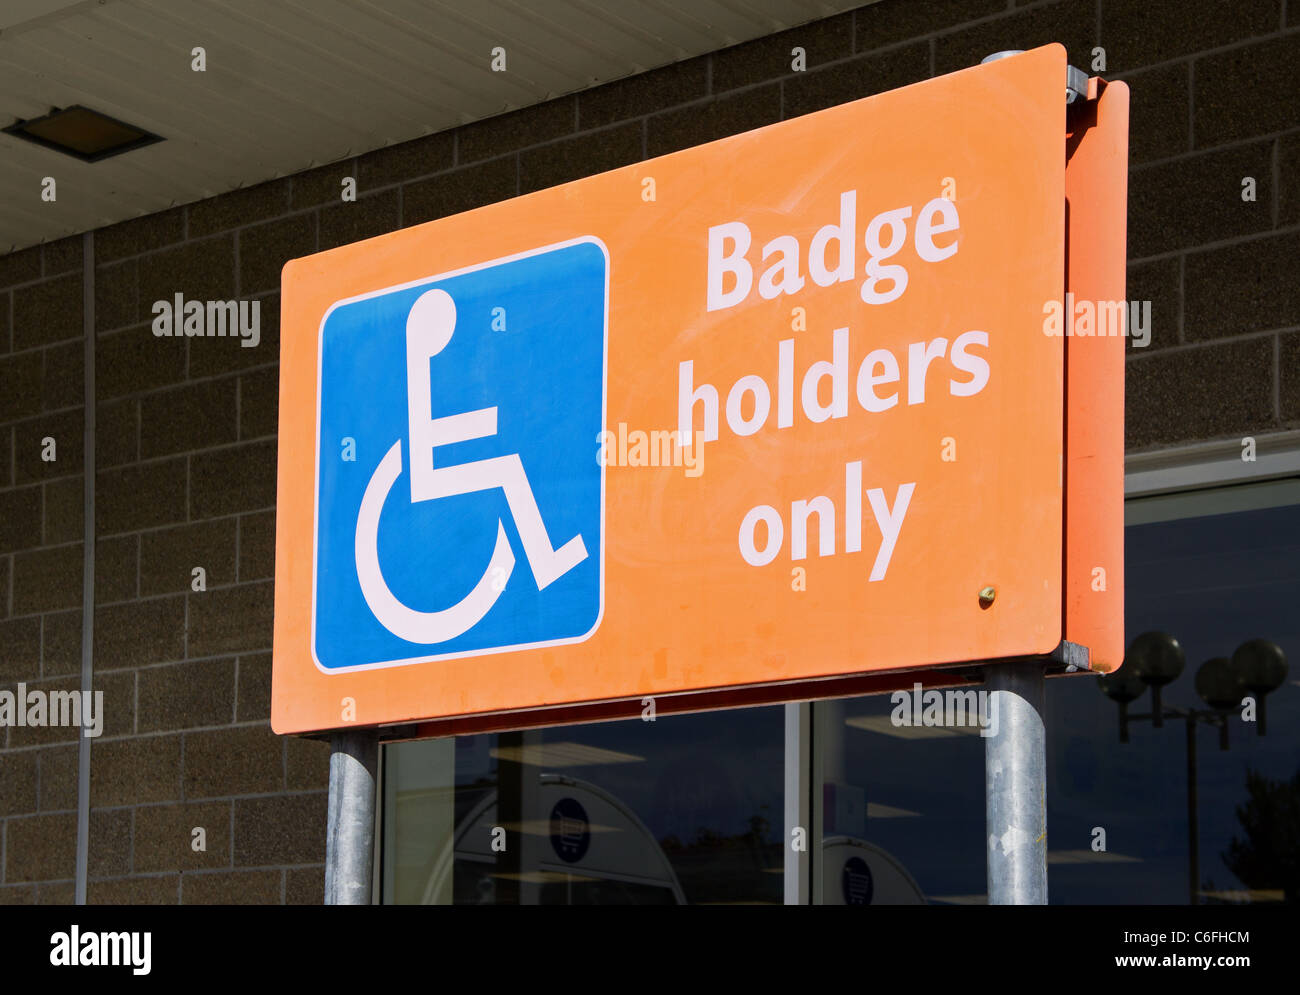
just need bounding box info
[981,49,1094,104]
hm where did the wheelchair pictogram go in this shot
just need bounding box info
[313,237,606,673]
[354,288,588,644]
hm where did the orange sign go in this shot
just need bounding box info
[272,44,1124,736]
[1063,77,1129,672]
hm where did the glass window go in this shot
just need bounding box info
[809,697,985,905]
[382,707,784,904]
[1054,483,1299,904]
[382,478,1299,905]
[811,479,1299,904]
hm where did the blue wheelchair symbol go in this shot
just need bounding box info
[313,239,607,671]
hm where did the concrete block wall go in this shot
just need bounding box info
[0,236,87,904]
[0,0,1296,903]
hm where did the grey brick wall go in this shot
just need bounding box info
[0,234,86,905]
[0,0,1296,904]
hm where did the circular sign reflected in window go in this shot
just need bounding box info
[842,856,874,905]
[549,797,591,863]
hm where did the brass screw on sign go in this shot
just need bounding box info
[979,586,997,608]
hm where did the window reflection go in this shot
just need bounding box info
[384,481,1298,905]
[383,708,784,904]
[812,484,1299,905]
[812,695,986,904]
[1063,494,1299,905]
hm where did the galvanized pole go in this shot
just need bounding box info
[975,45,1090,907]
[325,729,379,905]
[984,661,1048,904]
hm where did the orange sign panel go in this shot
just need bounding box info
[1064,77,1129,674]
[273,44,1115,736]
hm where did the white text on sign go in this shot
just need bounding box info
[705,191,960,311]
[687,191,991,577]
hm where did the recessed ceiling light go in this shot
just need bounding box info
[2,105,161,162]
[844,714,982,738]
[1047,849,1141,865]
[489,741,644,767]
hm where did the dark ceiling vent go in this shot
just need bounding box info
[2,105,162,162]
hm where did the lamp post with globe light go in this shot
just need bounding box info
[1098,633,1288,904]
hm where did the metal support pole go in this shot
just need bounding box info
[985,661,1048,904]
[325,728,379,905]
[976,45,1092,906]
